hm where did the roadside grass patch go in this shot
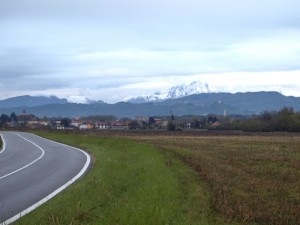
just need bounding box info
[16,132,234,225]
[137,135,300,225]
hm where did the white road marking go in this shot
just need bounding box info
[0,133,6,155]
[1,133,91,225]
[0,133,45,181]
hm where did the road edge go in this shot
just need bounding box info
[0,133,6,155]
[2,132,92,225]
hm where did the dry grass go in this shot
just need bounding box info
[17,131,235,225]
[18,130,300,225]
[130,134,300,225]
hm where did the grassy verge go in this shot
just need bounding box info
[136,135,300,225]
[16,131,235,225]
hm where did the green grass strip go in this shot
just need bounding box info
[16,132,236,225]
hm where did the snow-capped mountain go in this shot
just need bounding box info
[126,81,211,103]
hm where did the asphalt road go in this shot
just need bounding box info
[0,131,91,224]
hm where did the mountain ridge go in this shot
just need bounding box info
[0,91,299,118]
[0,95,68,108]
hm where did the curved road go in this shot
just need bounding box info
[0,131,91,224]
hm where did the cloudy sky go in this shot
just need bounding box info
[1,0,299,103]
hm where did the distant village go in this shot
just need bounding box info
[0,112,226,131]
[1,107,300,132]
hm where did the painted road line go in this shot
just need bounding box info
[0,133,45,181]
[1,133,91,225]
[0,133,6,155]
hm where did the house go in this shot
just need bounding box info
[111,121,129,129]
[17,114,39,126]
[135,116,149,123]
[78,122,93,130]
[95,122,110,129]
[71,121,81,128]
[211,122,221,128]
[56,125,65,130]
[40,121,49,127]
[6,122,17,128]
[54,120,62,126]
[152,118,168,129]
[27,120,42,128]
[79,124,88,130]
[186,122,191,129]
[86,123,94,129]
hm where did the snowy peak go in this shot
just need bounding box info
[166,81,210,99]
[126,81,211,103]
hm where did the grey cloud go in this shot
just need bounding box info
[0,47,147,91]
[0,48,72,90]
[2,0,299,53]
[2,0,299,31]
[0,48,61,76]
[0,0,299,102]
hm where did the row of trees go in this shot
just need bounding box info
[222,107,300,132]
[0,112,18,127]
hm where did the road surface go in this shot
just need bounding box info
[0,131,91,224]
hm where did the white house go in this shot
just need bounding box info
[79,124,88,130]
[95,122,110,129]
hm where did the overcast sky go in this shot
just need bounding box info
[1,0,299,103]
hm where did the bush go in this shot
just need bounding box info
[167,121,176,131]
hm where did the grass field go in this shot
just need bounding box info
[15,131,300,225]
[134,134,300,225]
[16,131,235,225]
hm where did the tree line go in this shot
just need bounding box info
[221,107,300,132]
[0,112,18,127]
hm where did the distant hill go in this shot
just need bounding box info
[161,91,300,114]
[0,92,299,118]
[0,95,68,108]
